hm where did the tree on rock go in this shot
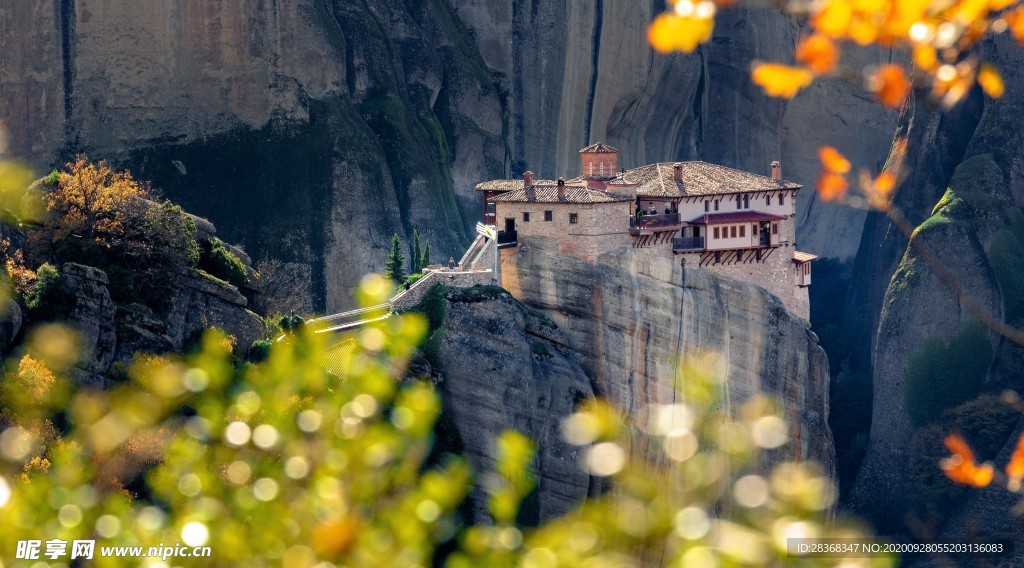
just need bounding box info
[385,233,405,284]
[43,156,147,242]
[421,241,431,269]
[412,229,422,274]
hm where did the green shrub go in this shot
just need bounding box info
[903,321,992,427]
[405,273,424,287]
[279,313,305,333]
[42,169,61,186]
[200,238,248,290]
[248,339,272,363]
[145,200,199,268]
[530,341,552,360]
[449,284,508,304]
[24,263,73,321]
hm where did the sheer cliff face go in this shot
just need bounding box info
[1,0,895,316]
[847,34,1024,531]
[501,239,835,472]
[450,0,897,259]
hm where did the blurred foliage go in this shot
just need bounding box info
[0,273,890,567]
[903,321,992,427]
[649,0,1017,108]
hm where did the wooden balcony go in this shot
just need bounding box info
[629,212,681,234]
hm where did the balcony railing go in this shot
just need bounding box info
[673,237,705,251]
[497,230,518,248]
[631,212,681,230]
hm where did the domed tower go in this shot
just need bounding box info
[579,143,619,180]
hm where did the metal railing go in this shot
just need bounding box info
[631,212,681,229]
[673,237,705,251]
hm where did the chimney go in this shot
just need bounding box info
[523,170,534,188]
[557,177,565,201]
[673,164,683,182]
[771,161,781,180]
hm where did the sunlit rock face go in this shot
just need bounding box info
[1,0,895,317]
[500,238,835,476]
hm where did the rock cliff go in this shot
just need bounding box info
[0,0,896,318]
[415,287,595,522]
[501,238,835,474]
[847,33,1024,537]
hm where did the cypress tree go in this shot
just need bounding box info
[412,229,422,274]
[421,241,431,269]
[385,233,405,283]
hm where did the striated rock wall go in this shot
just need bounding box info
[424,287,595,522]
[500,238,834,473]
[1,0,897,321]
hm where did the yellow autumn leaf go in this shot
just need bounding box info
[977,64,1005,98]
[751,63,814,98]
[648,12,714,53]
[813,0,853,37]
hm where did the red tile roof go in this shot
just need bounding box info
[623,162,801,197]
[579,142,619,154]
[687,211,788,224]
[474,179,558,192]
[492,184,632,204]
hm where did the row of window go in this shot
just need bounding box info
[703,193,785,212]
[711,223,778,239]
[522,211,578,224]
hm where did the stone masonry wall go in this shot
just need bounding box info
[496,200,632,262]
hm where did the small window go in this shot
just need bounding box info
[730,226,737,238]
[779,194,785,206]
[739,225,745,238]
[713,227,720,239]
[766,195,771,206]
[544,210,553,221]
[772,223,778,235]
[736,196,742,210]
[714,200,719,211]
[523,212,530,222]
[569,213,579,224]
[752,223,758,234]
[487,202,496,214]
[704,201,710,212]
[743,195,749,209]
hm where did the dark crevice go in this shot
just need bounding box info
[582,0,604,145]
[58,0,77,151]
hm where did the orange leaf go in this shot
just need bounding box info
[942,457,994,487]
[818,146,851,174]
[796,35,840,75]
[1006,434,1024,481]
[1007,9,1024,43]
[978,64,1005,98]
[869,64,910,109]
[944,432,976,462]
[874,171,896,196]
[751,63,814,99]
[817,172,849,201]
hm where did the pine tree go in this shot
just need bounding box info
[421,241,431,269]
[412,229,422,274]
[385,233,405,283]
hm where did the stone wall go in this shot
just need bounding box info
[390,268,494,312]
[496,200,632,262]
